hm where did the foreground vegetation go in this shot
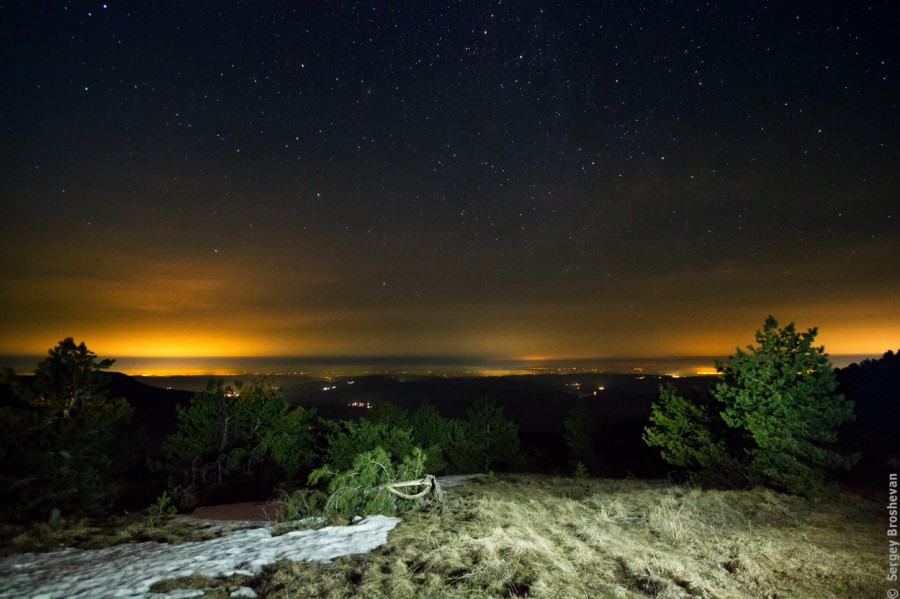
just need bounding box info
[2,475,881,598]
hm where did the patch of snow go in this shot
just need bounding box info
[0,515,400,599]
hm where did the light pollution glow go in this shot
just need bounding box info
[1,282,896,375]
[2,246,897,361]
[4,316,896,362]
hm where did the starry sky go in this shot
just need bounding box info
[1,2,898,368]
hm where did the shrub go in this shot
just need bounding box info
[321,418,415,473]
[145,491,178,530]
[573,462,589,479]
[271,487,326,522]
[308,446,427,523]
[162,380,316,509]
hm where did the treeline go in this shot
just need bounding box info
[161,380,521,516]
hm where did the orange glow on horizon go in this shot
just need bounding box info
[1,297,895,376]
[101,335,266,359]
[3,331,275,362]
[117,362,260,377]
[517,354,553,362]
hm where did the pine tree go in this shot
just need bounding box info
[162,380,316,508]
[644,318,858,497]
[643,383,730,470]
[412,403,452,473]
[0,339,134,521]
[563,401,602,473]
[449,396,519,472]
[714,317,858,496]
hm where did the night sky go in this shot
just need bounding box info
[1,2,897,367]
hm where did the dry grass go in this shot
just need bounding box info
[148,573,254,597]
[2,476,881,597]
[253,475,881,598]
[0,512,227,558]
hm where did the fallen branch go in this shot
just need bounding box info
[385,474,445,503]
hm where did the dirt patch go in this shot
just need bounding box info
[186,501,278,522]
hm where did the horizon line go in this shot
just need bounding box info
[1,352,887,377]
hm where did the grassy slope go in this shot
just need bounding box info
[255,475,881,598]
[2,475,882,598]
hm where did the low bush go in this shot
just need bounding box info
[161,380,316,509]
[321,418,416,473]
[308,446,428,523]
[144,491,178,530]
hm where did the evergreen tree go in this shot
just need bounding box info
[32,338,116,418]
[367,401,410,430]
[837,349,900,482]
[321,417,416,473]
[563,401,602,474]
[412,403,452,473]
[644,318,858,497]
[449,396,519,472]
[643,383,736,484]
[0,339,134,521]
[162,380,316,508]
[714,317,858,496]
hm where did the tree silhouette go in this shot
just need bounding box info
[0,338,134,521]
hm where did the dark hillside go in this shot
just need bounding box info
[837,350,900,485]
